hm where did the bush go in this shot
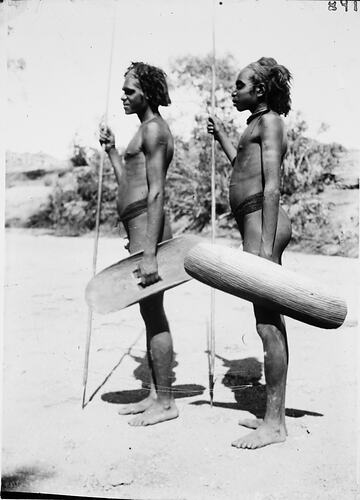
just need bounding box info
[28,160,120,236]
[282,113,345,197]
[166,131,233,231]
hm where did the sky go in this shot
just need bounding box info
[6,0,360,159]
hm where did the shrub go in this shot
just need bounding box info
[28,160,119,236]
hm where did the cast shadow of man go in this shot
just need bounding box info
[102,351,205,404]
[191,354,323,420]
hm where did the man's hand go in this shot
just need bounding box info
[207,116,223,142]
[99,124,116,153]
[137,254,160,287]
[124,238,130,251]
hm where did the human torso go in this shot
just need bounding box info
[229,110,287,212]
[117,116,174,215]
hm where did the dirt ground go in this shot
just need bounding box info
[1,229,359,500]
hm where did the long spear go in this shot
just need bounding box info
[208,0,217,407]
[82,2,117,409]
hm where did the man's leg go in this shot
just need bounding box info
[117,213,157,415]
[232,307,288,449]
[233,209,290,448]
[129,293,178,426]
[117,212,177,424]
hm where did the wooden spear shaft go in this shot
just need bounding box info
[82,2,117,409]
[209,0,216,407]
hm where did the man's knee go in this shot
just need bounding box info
[146,316,170,337]
[254,306,282,334]
[139,296,169,335]
[256,322,276,339]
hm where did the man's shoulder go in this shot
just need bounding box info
[143,117,169,133]
[142,118,171,146]
[259,111,283,130]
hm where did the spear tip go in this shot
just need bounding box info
[209,373,214,408]
[82,386,86,409]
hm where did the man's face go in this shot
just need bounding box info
[121,71,147,115]
[231,67,258,112]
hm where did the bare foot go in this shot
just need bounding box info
[129,400,179,426]
[238,417,263,429]
[238,417,288,435]
[231,423,286,449]
[118,395,156,415]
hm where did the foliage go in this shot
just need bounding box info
[279,112,347,246]
[70,144,89,167]
[166,125,235,232]
[28,156,119,236]
[169,54,236,101]
[166,55,242,231]
[282,112,345,197]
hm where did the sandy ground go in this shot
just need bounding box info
[1,229,359,500]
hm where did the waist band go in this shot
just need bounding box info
[233,192,264,218]
[119,198,147,222]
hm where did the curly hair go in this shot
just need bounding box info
[247,57,292,116]
[125,62,171,111]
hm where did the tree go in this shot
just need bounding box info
[282,112,344,197]
[167,54,243,230]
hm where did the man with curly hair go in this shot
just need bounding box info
[100,62,178,426]
[208,57,292,448]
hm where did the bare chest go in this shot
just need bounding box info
[124,129,143,159]
[234,125,262,174]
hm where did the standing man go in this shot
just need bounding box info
[100,62,177,426]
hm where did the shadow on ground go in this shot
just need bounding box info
[1,466,54,492]
[102,351,205,404]
[191,354,323,419]
[103,384,205,404]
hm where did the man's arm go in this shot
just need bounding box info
[99,125,125,186]
[138,121,169,285]
[207,117,237,164]
[259,114,283,260]
[108,147,125,186]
